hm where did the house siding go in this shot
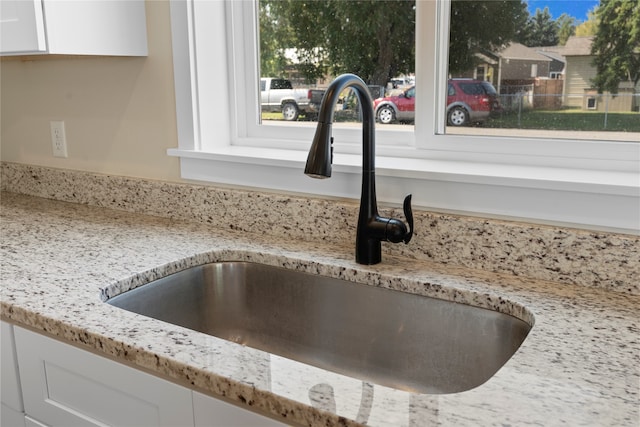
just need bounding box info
[501,59,550,81]
[564,56,596,107]
[583,84,639,112]
[564,56,638,111]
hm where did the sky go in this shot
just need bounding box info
[526,0,600,22]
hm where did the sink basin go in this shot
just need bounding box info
[107,261,531,394]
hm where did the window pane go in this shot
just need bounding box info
[446,0,639,141]
[258,0,638,143]
[258,0,416,129]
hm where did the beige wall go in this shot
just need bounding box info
[0,1,181,182]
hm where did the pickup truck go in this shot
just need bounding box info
[308,85,384,116]
[260,78,318,121]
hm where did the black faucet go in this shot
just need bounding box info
[305,73,413,265]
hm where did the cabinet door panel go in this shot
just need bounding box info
[42,0,147,55]
[24,415,49,427]
[193,391,288,427]
[2,402,26,427]
[0,0,146,56]
[0,0,46,54]
[1,321,24,412]
[14,327,194,427]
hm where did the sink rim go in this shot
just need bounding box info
[103,255,535,328]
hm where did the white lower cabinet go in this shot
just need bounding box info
[4,324,288,427]
[193,391,287,427]
[23,415,49,427]
[14,326,194,427]
[1,402,26,427]
[1,321,26,427]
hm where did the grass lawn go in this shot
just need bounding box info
[262,111,285,121]
[263,107,639,133]
[261,110,357,122]
[485,108,640,132]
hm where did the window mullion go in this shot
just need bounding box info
[414,0,447,149]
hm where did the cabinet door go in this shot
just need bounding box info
[24,415,49,427]
[14,326,194,427]
[1,321,25,413]
[0,0,46,54]
[193,391,288,427]
[1,403,26,427]
[41,0,147,56]
[0,0,146,56]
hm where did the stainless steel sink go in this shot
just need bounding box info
[107,261,531,394]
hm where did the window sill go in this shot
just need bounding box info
[168,147,640,234]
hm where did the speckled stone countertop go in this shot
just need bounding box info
[2,162,639,296]
[1,190,638,427]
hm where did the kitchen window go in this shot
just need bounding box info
[168,0,639,233]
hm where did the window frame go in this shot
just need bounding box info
[168,0,640,234]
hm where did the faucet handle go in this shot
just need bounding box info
[402,194,413,244]
[383,194,414,244]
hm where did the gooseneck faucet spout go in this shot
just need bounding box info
[305,74,413,265]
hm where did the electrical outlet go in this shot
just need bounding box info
[50,121,68,158]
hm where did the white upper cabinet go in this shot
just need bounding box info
[0,0,46,54]
[0,0,148,56]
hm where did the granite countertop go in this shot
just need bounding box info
[1,191,638,427]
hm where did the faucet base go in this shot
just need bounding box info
[356,238,382,265]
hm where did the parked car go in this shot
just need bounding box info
[388,76,414,89]
[309,85,386,119]
[374,86,416,124]
[373,79,501,126]
[447,79,501,126]
[260,77,316,121]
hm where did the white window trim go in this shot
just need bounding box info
[168,0,640,234]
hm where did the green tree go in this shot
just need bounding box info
[324,1,415,85]
[259,0,414,86]
[259,1,330,81]
[556,13,576,46]
[575,9,599,36]
[591,0,640,94]
[449,0,530,73]
[259,2,291,78]
[260,0,530,83]
[521,7,559,46]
